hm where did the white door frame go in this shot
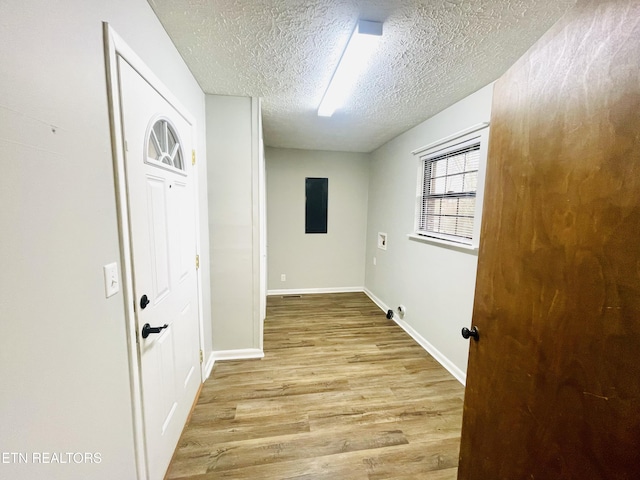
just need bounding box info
[103,23,205,480]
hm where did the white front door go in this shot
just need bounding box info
[118,57,201,480]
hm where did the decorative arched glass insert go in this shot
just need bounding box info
[147,118,184,171]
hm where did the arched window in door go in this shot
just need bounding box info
[146,117,185,172]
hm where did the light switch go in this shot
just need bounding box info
[103,262,120,298]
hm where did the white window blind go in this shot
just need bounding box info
[417,139,481,244]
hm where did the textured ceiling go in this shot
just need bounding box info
[148,0,575,153]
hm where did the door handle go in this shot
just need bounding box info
[141,323,168,339]
[461,326,479,341]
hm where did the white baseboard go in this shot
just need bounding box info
[211,348,265,361]
[204,351,216,379]
[394,317,466,385]
[363,288,466,385]
[363,287,387,312]
[267,286,364,296]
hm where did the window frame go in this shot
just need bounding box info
[144,115,188,176]
[412,124,490,250]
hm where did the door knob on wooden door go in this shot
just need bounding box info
[461,326,479,341]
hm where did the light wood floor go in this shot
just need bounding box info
[166,293,464,479]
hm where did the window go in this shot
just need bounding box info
[413,124,489,249]
[146,117,186,174]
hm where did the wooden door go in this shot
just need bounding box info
[118,57,201,480]
[458,1,640,478]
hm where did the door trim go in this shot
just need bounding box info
[103,23,204,480]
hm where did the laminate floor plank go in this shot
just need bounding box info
[166,292,464,480]
[179,412,311,444]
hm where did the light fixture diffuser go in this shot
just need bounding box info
[317,20,383,117]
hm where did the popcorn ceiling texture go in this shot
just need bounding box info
[149,0,574,153]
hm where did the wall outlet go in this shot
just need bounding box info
[280,274,286,282]
[373,257,377,266]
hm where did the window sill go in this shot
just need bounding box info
[407,233,478,254]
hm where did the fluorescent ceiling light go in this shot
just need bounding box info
[317,20,383,117]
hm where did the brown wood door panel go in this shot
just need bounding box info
[459,1,640,479]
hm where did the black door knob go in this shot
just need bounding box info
[140,294,150,310]
[141,323,168,339]
[461,326,479,341]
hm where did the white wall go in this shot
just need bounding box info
[206,95,263,354]
[266,147,369,293]
[0,1,209,479]
[364,83,494,381]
